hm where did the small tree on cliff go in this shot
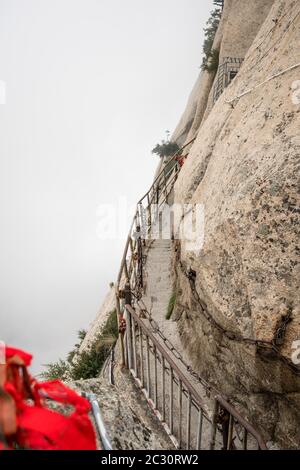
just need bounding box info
[152,141,180,159]
[41,311,118,380]
[201,8,221,73]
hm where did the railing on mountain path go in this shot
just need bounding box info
[213,57,244,103]
[114,136,267,450]
[124,304,267,450]
[115,138,195,364]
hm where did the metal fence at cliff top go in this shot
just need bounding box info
[213,57,244,103]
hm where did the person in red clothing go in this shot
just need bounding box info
[0,359,17,450]
[175,154,187,167]
[0,388,16,449]
[0,345,97,450]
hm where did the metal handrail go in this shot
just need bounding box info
[82,392,113,450]
[114,134,267,450]
[124,305,267,450]
[215,395,267,450]
[115,139,196,367]
[125,304,207,449]
[137,137,196,205]
[116,137,196,286]
[126,304,206,411]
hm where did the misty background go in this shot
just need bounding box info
[0,0,213,373]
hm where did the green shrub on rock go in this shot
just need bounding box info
[41,310,118,381]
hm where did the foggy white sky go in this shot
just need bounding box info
[0,0,213,372]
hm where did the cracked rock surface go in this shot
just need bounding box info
[70,376,174,450]
[171,0,300,448]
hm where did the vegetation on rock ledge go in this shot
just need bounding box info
[201,8,221,73]
[152,141,180,159]
[166,292,176,320]
[41,310,118,381]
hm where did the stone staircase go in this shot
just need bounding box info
[142,239,173,325]
[114,141,268,450]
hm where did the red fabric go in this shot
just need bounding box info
[1,346,97,450]
[35,380,90,410]
[5,346,32,366]
[175,155,185,167]
[16,403,96,450]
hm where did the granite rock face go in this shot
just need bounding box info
[172,0,300,448]
[173,0,275,146]
[79,0,300,449]
[70,376,173,450]
[78,287,116,355]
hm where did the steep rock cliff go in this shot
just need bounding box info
[172,0,300,448]
[173,0,275,146]
[78,287,116,355]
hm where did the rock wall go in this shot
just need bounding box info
[219,0,275,60]
[172,18,224,147]
[78,287,115,355]
[172,72,205,147]
[172,0,300,448]
[173,0,275,146]
[68,377,173,450]
[80,0,300,449]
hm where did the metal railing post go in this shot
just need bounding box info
[146,336,151,398]
[243,428,248,450]
[139,325,144,388]
[186,391,191,450]
[178,379,183,449]
[123,306,267,451]
[115,287,125,367]
[169,368,174,435]
[125,284,133,370]
[154,344,158,409]
[131,318,137,376]
[161,355,166,422]
[82,393,113,451]
[197,409,204,450]
[209,400,219,450]
[227,414,234,450]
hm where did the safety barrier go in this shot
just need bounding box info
[115,139,195,364]
[82,392,113,450]
[114,137,267,450]
[124,304,267,450]
[213,57,244,103]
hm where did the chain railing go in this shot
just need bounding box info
[178,261,300,374]
[114,136,268,450]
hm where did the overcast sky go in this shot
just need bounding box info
[0,0,213,373]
